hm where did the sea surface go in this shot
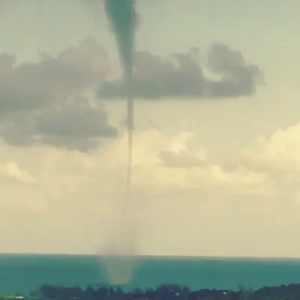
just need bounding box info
[1,254,300,295]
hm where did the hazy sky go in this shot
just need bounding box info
[0,0,300,257]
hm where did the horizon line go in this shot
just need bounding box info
[0,252,300,260]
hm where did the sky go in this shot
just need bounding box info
[0,0,300,257]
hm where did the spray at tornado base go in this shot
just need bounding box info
[102,0,137,285]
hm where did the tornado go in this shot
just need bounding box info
[104,0,136,203]
[101,0,138,285]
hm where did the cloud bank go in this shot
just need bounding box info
[0,38,262,152]
[98,43,263,100]
[2,121,300,256]
[0,38,116,151]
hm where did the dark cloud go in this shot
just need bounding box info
[0,97,117,151]
[98,43,263,100]
[0,37,110,115]
[206,43,263,97]
[0,38,116,151]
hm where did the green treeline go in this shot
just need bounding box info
[4,283,300,300]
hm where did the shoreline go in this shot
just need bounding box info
[2,283,300,300]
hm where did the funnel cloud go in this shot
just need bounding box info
[104,0,137,203]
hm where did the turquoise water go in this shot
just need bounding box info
[1,254,300,295]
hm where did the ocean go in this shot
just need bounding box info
[0,254,300,295]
